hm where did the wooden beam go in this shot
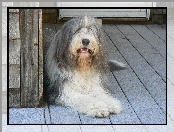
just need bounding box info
[19,9,42,107]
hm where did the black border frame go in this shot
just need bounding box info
[7,6,167,125]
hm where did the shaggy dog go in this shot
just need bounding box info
[44,16,126,117]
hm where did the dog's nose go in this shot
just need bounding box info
[82,38,90,46]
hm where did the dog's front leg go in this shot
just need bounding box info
[59,91,111,117]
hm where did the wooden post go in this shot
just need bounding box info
[19,9,43,107]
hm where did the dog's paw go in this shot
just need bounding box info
[109,104,122,114]
[87,101,110,117]
[107,100,122,114]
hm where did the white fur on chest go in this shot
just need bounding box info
[64,70,105,95]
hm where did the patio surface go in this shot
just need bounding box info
[8,22,167,125]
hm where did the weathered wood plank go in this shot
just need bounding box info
[117,25,166,82]
[9,88,20,108]
[9,12,20,39]
[9,39,20,64]
[38,9,44,106]
[20,9,39,107]
[104,24,166,124]
[9,108,45,124]
[9,64,20,88]
[49,105,81,124]
[146,24,166,42]
[8,9,21,108]
[9,9,19,12]
[131,25,166,58]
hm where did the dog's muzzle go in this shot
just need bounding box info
[76,38,94,55]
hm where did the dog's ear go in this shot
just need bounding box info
[108,59,127,71]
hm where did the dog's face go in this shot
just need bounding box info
[57,16,108,72]
[69,23,100,59]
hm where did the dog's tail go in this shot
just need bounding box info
[108,59,127,71]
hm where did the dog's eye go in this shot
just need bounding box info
[89,28,95,33]
[89,27,93,31]
[89,26,98,33]
[73,29,80,34]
